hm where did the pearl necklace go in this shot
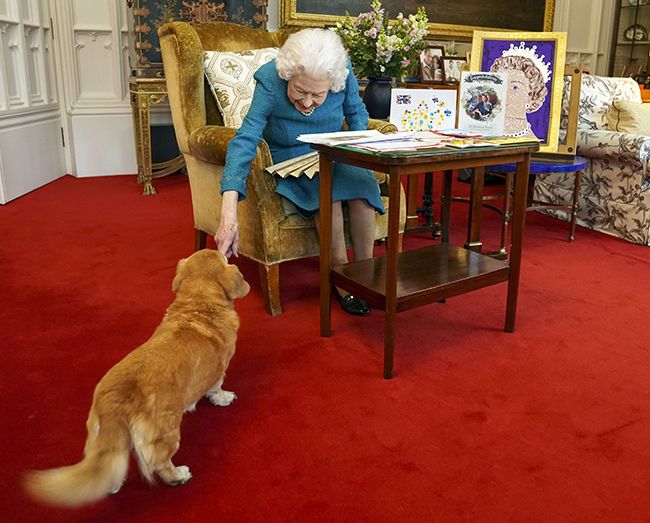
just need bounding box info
[299,106,315,117]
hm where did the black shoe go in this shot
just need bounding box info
[331,286,371,316]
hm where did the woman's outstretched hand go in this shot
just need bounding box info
[215,191,240,258]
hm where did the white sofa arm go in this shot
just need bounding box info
[577,129,650,167]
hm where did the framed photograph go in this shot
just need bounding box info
[442,57,467,84]
[419,45,445,83]
[389,88,458,131]
[280,0,554,39]
[470,30,567,153]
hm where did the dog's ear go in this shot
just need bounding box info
[172,258,189,293]
[219,265,250,300]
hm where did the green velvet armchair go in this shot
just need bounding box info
[158,21,406,316]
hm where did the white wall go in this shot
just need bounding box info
[52,0,137,177]
[0,0,64,203]
[554,0,616,75]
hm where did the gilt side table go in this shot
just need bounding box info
[129,77,185,195]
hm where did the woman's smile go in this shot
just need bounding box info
[287,73,330,114]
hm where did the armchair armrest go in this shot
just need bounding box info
[577,129,650,167]
[188,125,236,165]
[188,125,286,231]
[368,119,397,133]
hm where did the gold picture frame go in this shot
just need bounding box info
[280,0,555,39]
[470,30,567,153]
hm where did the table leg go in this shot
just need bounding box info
[499,171,514,257]
[569,169,582,242]
[319,155,333,337]
[505,155,531,332]
[130,91,145,185]
[441,170,452,244]
[383,170,402,379]
[134,93,156,195]
[465,166,485,252]
[419,172,434,227]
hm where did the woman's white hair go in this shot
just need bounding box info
[276,29,349,93]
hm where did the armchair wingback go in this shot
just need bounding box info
[158,21,406,315]
[534,74,650,245]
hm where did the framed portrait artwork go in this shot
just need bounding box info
[442,57,467,84]
[419,45,445,83]
[128,0,267,77]
[280,0,555,39]
[470,30,567,153]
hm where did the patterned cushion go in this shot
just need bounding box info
[605,101,650,135]
[203,47,278,129]
[577,75,641,130]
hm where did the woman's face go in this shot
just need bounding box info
[287,73,330,114]
[506,69,530,115]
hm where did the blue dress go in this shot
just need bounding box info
[221,60,384,218]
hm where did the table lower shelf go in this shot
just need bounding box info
[332,244,510,312]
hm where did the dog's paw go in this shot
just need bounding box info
[158,465,192,486]
[184,402,197,413]
[163,465,192,487]
[169,466,192,486]
[208,389,237,407]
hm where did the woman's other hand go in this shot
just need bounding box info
[215,191,240,258]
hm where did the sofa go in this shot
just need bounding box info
[534,74,650,245]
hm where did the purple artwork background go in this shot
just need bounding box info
[480,39,556,142]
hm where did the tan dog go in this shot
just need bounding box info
[24,249,250,507]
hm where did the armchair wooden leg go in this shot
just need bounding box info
[259,263,282,316]
[195,229,207,251]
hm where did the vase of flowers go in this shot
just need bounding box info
[335,0,429,118]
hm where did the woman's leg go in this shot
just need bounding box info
[347,199,376,262]
[314,200,371,316]
[314,201,348,266]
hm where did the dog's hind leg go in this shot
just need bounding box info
[206,378,237,407]
[149,427,192,487]
[133,412,191,486]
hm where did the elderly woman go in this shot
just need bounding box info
[216,28,383,316]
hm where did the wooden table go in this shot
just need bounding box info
[316,143,539,379]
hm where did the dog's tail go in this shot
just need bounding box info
[23,408,130,508]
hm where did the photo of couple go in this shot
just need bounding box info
[469,93,494,120]
[419,46,444,82]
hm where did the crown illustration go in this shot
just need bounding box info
[501,42,551,83]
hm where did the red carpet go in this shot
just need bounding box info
[1,174,649,522]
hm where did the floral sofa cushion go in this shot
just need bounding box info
[574,75,641,130]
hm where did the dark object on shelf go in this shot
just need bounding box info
[363,77,392,119]
[624,24,648,41]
